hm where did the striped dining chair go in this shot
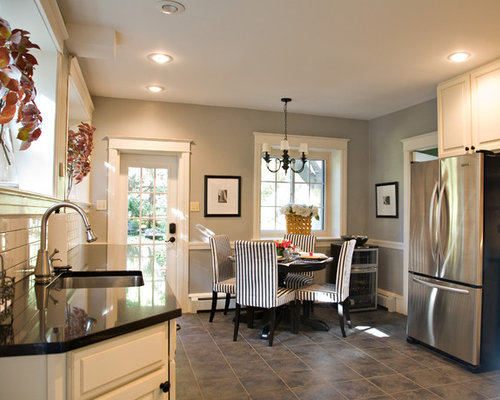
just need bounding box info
[295,239,356,337]
[233,240,296,346]
[209,234,236,322]
[283,234,316,289]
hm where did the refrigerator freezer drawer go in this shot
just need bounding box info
[407,274,482,366]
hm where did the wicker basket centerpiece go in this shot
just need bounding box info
[281,204,320,235]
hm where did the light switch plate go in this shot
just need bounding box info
[190,201,200,212]
[96,200,107,211]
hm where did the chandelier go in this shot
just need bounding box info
[262,98,308,174]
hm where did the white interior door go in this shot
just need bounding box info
[118,153,179,294]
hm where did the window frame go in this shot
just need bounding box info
[253,132,349,239]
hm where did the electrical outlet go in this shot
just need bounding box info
[190,201,200,212]
[96,200,107,211]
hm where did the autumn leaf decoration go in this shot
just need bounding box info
[0,18,42,150]
[67,122,95,198]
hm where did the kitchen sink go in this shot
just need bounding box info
[50,270,144,289]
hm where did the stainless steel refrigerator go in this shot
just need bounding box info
[407,152,500,370]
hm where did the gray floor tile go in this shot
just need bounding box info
[198,376,249,399]
[344,358,395,378]
[239,370,288,395]
[428,382,487,399]
[277,369,327,389]
[293,382,346,400]
[462,377,500,398]
[250,388,299,399]
[368,373,421,393]
[392,388,442,400]
[332,378,386,400]
[402,367,456,388]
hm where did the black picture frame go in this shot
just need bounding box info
[204,175,241,217]
[375,181,399,218]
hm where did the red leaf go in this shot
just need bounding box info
[0,103,16,124]
[5,91,17,105]
[0,47,10,68]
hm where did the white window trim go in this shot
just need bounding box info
[253,132,349,239]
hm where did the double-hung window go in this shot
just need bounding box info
[254,132,349,239]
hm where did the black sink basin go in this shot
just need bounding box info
[50,270,144,289]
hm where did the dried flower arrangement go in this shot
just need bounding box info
[0,17,42,152]
[67,122,95,198]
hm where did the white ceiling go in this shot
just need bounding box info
[56,0,500,120]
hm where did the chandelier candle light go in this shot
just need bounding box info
[262,98,308,174]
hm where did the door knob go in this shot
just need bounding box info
[167,236,176,243]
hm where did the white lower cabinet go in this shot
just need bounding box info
[0,320,176,400]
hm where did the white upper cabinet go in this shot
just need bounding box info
[471,59,500,152]
[438,74,471,158]
[438,58,500,158]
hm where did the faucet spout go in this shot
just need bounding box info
[35,201,98,283]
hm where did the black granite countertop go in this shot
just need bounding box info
[0,244,182,357]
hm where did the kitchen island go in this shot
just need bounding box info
[0,244,181,399]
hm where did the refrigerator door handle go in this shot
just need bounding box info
[412,276,470,295]
[438,183,451,264]
[429,181,439,261]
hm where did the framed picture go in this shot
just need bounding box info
[375,182,399,218]
[204,175,241,217]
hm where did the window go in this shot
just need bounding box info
[253,132,349,239]
[260,157,326,233]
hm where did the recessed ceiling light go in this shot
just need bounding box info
[447,51,471,63]
[146,85,165,93]
[159,1,185,14]
[148,53,173,64]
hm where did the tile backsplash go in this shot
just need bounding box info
[0,213,84,280]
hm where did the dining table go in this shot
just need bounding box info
[229,253,335,337]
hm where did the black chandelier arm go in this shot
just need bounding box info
[263,152,282,173]
[290,152,307,174]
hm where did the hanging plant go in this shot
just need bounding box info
[67,122,95,198]
[0,18,42,151]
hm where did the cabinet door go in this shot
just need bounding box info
[471,59,500,151]
[437,74,471,158]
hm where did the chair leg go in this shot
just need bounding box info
[337,302,346,338]
[246,307,255,329]
[233,303,241,341]
[209,291,217,322]
[290,301,298,334]
[344,298,352,329]
[268,308,276,346]
[224,293,231,315]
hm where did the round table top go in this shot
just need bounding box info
[278,256,333,273]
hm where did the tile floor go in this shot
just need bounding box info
[175,306,500,399]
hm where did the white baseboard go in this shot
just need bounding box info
[377,288,405,314]
[188,292,236,313]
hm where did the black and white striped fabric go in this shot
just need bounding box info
[209,234,236,295]
[235,240,295,308]
[283,234,316,289]
[296,239,356,303]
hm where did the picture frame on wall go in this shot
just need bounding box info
[204,175,241,217]
[375,181,399,218]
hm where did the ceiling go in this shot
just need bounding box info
[56,0,500,120]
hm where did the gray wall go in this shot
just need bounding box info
[89,97,369,294]
[367,98,437,294]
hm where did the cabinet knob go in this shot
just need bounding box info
[159,381,170,393]
[465,146,470,151]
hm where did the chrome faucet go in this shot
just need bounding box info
[35,201,97,283]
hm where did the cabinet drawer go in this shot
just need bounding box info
[94,366,168,400]
[69,324,168,399]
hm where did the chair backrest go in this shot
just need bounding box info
[283,234,316,253]
[235,240,278,308]
[209,234,234,286]
[335,239,356,302]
